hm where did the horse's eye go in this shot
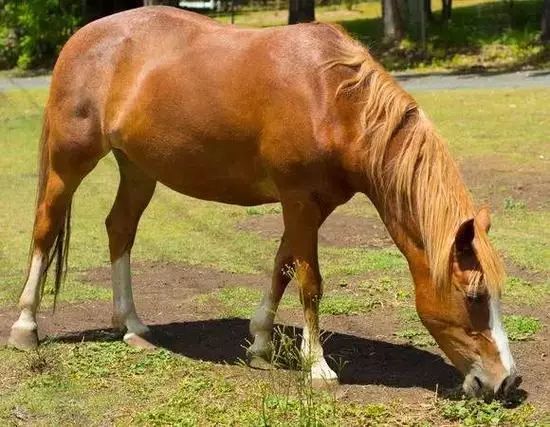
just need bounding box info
[466,293,479,302]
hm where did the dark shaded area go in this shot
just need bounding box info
[83,0,143,22]
[52,318,462,392]
[288,0,315,24]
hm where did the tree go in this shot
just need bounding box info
[425,0,432,21]
[382,0,405,42]
[543,0,550,43]
[442,0,452,21]
[143,0,178,5]
[288,0,315,24]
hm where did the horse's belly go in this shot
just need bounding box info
[121,139,280,206]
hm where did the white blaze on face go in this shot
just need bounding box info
[489,296,515,374]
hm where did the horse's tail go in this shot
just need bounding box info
[25,110,72,311]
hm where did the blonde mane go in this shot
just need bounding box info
[326,33,505,295]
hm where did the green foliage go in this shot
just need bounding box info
[320,292,382,315]
[245,204,282,215]
[439,399,536,426]
[504,197,526,211]
[504,315,542,341]
[0,0,82,70]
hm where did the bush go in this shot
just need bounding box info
[0,0,82,70]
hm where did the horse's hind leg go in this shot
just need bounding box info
[9,170,82,350]
[106,150,156,349]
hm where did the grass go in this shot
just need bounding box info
[1,86,550,424]
[415,88,550,162]
[1,339,546,426]
[439,398,538,426]
[210,0,550,72]
[504,315,542,341]
[504,276,550,305]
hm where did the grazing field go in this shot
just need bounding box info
[0,86,549,426]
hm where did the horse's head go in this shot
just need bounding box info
[414,209,520,400]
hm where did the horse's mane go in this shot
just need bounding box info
[325,30,505,295]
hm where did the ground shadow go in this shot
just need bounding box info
[52,318,461,393]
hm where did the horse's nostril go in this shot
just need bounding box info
[473,376,483,392]
[497,374,522,397]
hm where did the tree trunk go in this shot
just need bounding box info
[425,0,432,21]
[542,0,550,43]
[288,0,315,24]
[442,0,452,21]
[382,0,405,42]
[144,0,178,5]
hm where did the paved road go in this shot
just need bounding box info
[394,69,550,91]
[1,70,550,93]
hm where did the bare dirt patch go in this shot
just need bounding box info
[238,213,393,248]
[460,156,550,211]
[0,263,266,346]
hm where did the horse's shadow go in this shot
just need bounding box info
[52,317,461,392]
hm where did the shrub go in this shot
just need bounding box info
[0,0,82,70]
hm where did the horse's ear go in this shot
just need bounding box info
[475,207,491,233]
[455,218,475,253]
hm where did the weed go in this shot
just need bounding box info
[504,197,526,211]
[503,315,542,341]
[25,349,51,374]
[320,292,382,315]
[439,399,536,426]
[245,204,282,216]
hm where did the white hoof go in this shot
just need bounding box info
[123,332,156,350]
[8,321,39,351]
[310,358,339,387]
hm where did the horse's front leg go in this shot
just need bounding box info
[248,233,293,368]
[254,195,337,385]
[294,249,339,386]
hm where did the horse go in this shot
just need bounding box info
[8,6,520,399]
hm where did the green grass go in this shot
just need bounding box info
[2,340,546,426]
[415,88,550,162]
[504,315,542,341]
[439,398,537,426]
[504,276,550,305]
[492,210,550,273]
[245,204,282,216]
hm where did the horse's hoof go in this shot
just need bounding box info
[123,332,157,350]
[8,326,39,351]
[249,355,273,370]
[311,376,340,390]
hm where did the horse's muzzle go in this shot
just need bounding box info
[463,371,522,400]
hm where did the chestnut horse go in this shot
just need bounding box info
[9,7,520,398]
